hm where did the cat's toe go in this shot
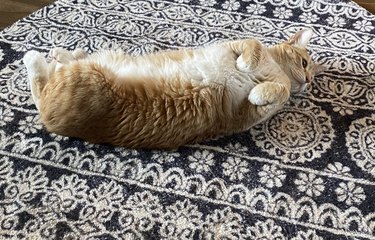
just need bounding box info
[72,49,88,60]
[50,48,74,63]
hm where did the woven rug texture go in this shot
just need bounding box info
[0,0,375,239]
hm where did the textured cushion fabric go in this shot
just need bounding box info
[0,0,374,239]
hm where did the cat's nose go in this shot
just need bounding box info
[306,76,311,83]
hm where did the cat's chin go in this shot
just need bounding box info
[291,83,308,93]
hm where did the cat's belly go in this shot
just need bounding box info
[112,45,238,84]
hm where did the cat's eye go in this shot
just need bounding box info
[302,59,308,68]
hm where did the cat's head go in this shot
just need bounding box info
[277,28,326,93]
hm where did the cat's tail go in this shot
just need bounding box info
[23,50,50,111]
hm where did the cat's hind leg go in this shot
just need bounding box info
[50,48,88,70]
[50,48,76,70]
[23,50,49,110]
[248,82,290,114]
[72,48,89,60]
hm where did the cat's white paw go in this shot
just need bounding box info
[23,50,43,68]
[248,88,269,106]
[236,54,250,72]
[248,82,289,107]
[23,50,47,78]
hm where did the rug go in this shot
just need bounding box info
[0,0,374,239]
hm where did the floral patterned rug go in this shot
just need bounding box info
[0,0,375,239]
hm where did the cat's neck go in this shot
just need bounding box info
[267,44,293,79]
[267,44,286,66]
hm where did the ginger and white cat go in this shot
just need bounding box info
[23,29,324,149]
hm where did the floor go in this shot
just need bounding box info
[0,0,55,30]
[355,1,375,15]
[0,0,374,30]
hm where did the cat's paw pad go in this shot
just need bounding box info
[50,48,74,63]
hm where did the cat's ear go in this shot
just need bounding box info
[314,63,327,75]
[287,28,313,48]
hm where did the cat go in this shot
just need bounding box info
[23,28,325,149]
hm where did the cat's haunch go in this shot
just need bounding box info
[23,28,325,149]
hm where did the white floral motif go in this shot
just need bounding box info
[222,157,249,181]
[243,19,270,33]
[188,150,215,173]
[335,182,366,205]
[43,175,88,213]
[199,0,216,7]
[0,60,34,105]
[91,0,117,8]
[346,115,375,177]
[120,191,162,231]
[80,180,124,222]
[327,16,346,27]
[299,12,319,23]
[160,199,202,239]
[291,230,323,240]
[126,38,157,56]
[0,106,14,127]
[246,4,266,15]
[151,151,180,164]
[222,0,240,11]
[273,7,293,19]
[258,165,286,188]
[315,77,365,116]
[294,173,325,197]
[127,1,151,13]
[204,12,232,26]
[353,20,374,32]
[330,32,359,48]
[251,100,334,163]
[246,219,285,239]
[5,165,48,202]
[325,162,352,176]
[167,6,192,20]
[201,207,243,239]
[225,142,248,152]
[18,115,42,134]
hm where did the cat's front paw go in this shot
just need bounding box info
[248,82,289,107]
[236,54,251,72]
[235,40,263,72]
